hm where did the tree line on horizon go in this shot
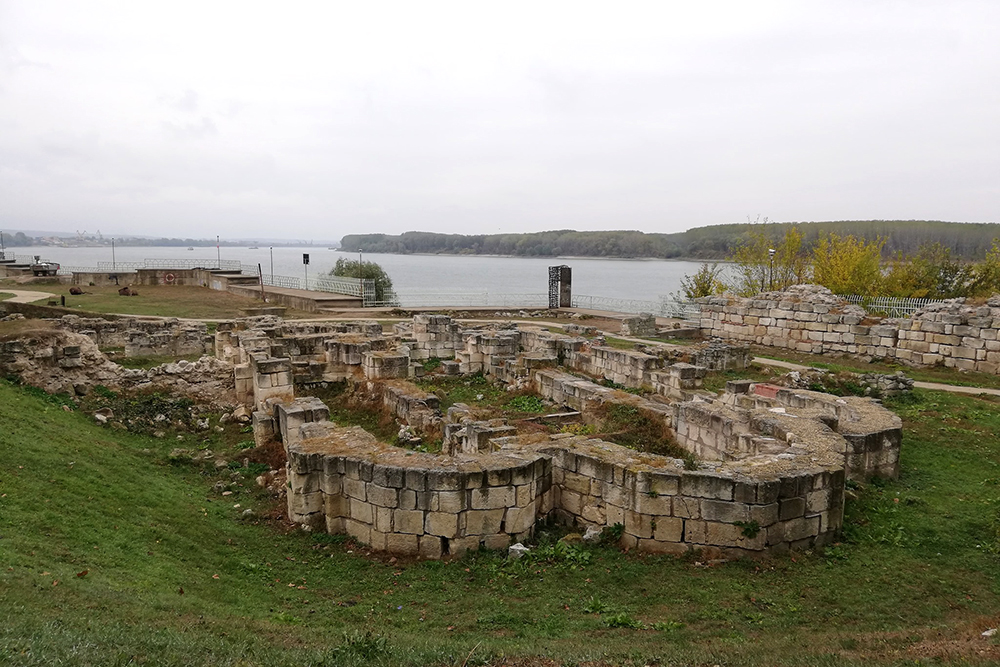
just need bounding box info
[339,220,1000,262]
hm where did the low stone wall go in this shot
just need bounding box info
[532,437,843,556]
[71,271,140,287]
[411,314,463,360]
[699,286,1000,375]
[286,424,552,558]
[284,417,844,558]
[719,382,902,480]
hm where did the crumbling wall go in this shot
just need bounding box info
[286,425,552,558]
[699,286,1000,375]
[534,437,844,557]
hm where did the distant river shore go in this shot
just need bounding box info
[13,246,719,303]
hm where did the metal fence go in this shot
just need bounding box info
[371,292,549,309]
[95,258,243,272]
[840,294,945,317]
[572,294,701,321]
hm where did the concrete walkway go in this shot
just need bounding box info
[1,289,56,304]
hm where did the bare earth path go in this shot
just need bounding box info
[1,289,56,304]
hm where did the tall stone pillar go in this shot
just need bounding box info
[548,265,572,308]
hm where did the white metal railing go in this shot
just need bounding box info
[840,294,945,317]
[373,292,548,308]
[256,272,380,304]
[95,258,243,271]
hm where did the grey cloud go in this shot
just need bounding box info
[161,117,218,141]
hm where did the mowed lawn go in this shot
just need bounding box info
[3,379,1000,666]
[25,283,309,319]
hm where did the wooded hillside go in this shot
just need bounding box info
[340,221,1000,260]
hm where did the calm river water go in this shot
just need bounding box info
[12,246,714,305]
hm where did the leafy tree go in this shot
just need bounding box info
[678,263,726,299]
[969,240,1000,297]
[811,233,886,297]
[881,243,973,299]
[329,258,395,303]
[728,219,809,296]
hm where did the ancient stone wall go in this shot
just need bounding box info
[531,437,843,556]
[699,286,1000,375]
[286,424,552,558]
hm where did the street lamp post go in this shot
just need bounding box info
[1,230,5,260]
[112,238,116,270]
[269,247,273,284]
[216,235,221,269]
[768,248,776,291]
[358,249,363,280]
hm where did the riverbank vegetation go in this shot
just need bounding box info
[340,220,1000,262]
[683,222,1000,299]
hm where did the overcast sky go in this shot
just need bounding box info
[1,1,997,241]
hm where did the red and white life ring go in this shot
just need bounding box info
[164,273,176,284]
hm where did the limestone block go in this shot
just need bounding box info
[287,469,321,495]
[672,496,701,519]
[700,499,751,523]
[637,539,689,555]
[679,474,734,500]
[471,486,515,510]
[778,497,806,520]
[386,533,420,556]
[324,494,348,518]
[425,511,459,538]
[427,470,463,491]
[374,506,394,533]
[465,509,505,535]
[345,519,371,544]
[483,534,511,550]
[652,517,683,542]
[562,471,592,495]
[633,493,672,516]
[437,490,467,513]
[750,503,779,526]
[349,499,373,524]
[560,489,584,517]
[288,491,322,516]
[419,535,443,559]
[393,509,425,535]
[704,521,766,550]
[624,510,654,539]
[344,478,367,501]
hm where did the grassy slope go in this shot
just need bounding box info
[3,381,1000,666]
[21,284,313,319]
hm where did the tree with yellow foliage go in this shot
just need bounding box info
[728,220,809,296]
[811,233,886,297]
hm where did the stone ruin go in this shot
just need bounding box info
[216,313,902,560]
[700,285,1000,375]
[0,314,229,402]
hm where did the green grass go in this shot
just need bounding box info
[701,363,786,393]
[0,292,14,301]
[28,284,313,320]
[4,379,1000,665]
[602,336,637,350]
